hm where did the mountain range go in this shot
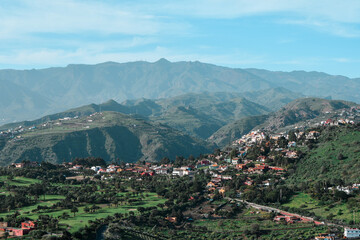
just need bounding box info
[0,93,358,165]
[0,88,299,140]
[0,59,359,125]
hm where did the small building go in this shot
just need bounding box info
[209,164,219,170]
[172,167,193,177]
[344,228,360,238]
[314,233,335,240]
[274,215,301,224]
[165,217,177,223]
[0,222,8,228]
[21,220,36,229]
[155,168,168,175]
[232,159,239,165]
[218,188,226,195]
[199,159,210,165]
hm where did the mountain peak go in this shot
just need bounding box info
[101,99,119,106]
[155,58,171,64]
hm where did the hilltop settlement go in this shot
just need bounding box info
[0,108,359,239]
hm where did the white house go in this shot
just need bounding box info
[172,167,193,177]
[91,166,102,172]
[154,167,168,175]
[344,228,360,238]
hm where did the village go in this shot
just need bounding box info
[2,108,360,238]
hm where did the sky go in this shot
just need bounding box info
[0,0,360,77]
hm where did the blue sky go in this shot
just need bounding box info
[0,0,360,77]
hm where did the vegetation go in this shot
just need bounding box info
[289,124,360,184]
[0,112,212,165]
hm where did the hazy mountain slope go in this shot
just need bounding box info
[246,69,360,103]
[0,60,272,123]
[150,106,224,139]
[209,115,269,147]
[0,91,274,139]
[121,98,163,116]
[202,97,269,123]
[0,99,131,131]
[0,112,213,166]
[154,92,244,109]
[209,98,358,147]
[258,98,358,131]
[2,59,357,125]
[241,87,305,111]
[151,96,270,139]
[0,79,52,124]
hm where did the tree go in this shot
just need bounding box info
[137,207,145,214]
[157,203,165,210]
[91,204,100,213]
[7,175,14,182]
[60,230,72,240]
[230,148,237,159]
[84,206,90,213]
[160,157,170,165]
[71,206,79,217]
[250,223,260,234]
[61,212,70,219]
[288,131,297,142]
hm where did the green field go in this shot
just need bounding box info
[0,186,165,233]
[164,207,329,239]
[0,176,41,186]
[283,192,354,223]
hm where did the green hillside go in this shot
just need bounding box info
[0,112,213,166]
[289,124,360,184]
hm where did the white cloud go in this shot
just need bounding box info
[280,18,360,38]
[0,0,187,40]
[157,0,360,37]
[2,0,359,40]
[157,0,360,23]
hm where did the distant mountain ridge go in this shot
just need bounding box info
[1,88,298,140]
[0,59,358,124]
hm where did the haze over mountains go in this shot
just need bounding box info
[0,88,300,140]
[0,59,359,125]
[0,93,357,165]
[1,59,359,165]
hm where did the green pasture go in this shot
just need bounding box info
[283,192,354,223]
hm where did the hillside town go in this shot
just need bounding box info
[1,106,360,239]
